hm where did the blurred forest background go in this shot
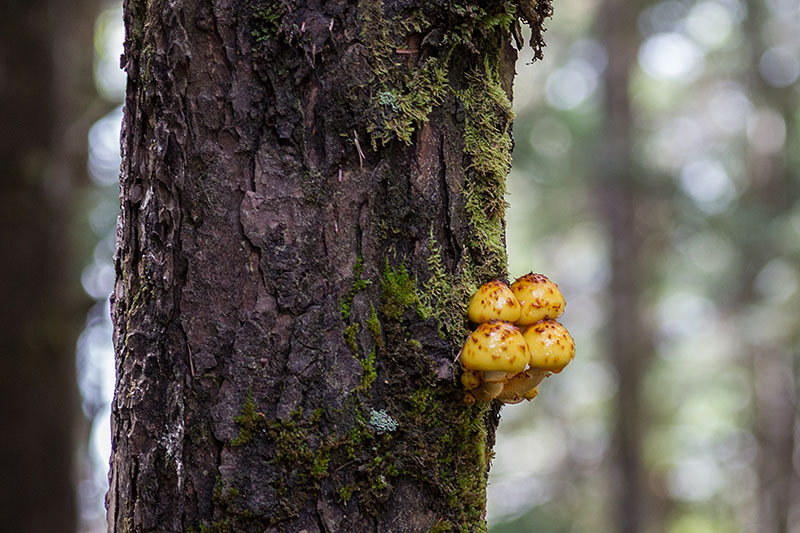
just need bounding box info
[1,0,797,532]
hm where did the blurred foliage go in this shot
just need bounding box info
[77,4,125,532]
[489,0,799,531]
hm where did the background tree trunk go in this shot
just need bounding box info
[0,0,98,531]
[595,1,658,531]
[108,0,550,531]
[744,3,800,531]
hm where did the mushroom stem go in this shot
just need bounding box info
[482,370,509,383]
[497,369,548,404]
[471,380,503,401]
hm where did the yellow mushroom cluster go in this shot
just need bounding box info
[459,273,575,405]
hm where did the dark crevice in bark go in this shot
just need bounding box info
[438,131,457,268]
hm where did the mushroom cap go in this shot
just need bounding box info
[460,369,482,390]
[460,321,529,373]
[467,281,522,324]
[523,319,575,373]
[510,273,566,325]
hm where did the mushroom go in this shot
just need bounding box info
[469,381,504,402]
[460,369,482,391]
[509,273,566,326]
[523,319,575,373]
[496,368,548,404]
[459,320,529,400]
[460,367,503,403]
[467,280,522,324]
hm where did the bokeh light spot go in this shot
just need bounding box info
[639,32,704,82]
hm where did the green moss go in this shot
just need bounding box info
[366,304,384,350]
[343,323,360,354]
[230,390,265,447]
[430,519,455,533]
[220,404,344,527]
[310,407,324,424]
[436,403,492,526]
[457,57,513,277]
[206,520,233,533]
[358,349,378,391]
[139,43,155,83]
[358,2,522,348]
[250,2,286,43]
[420,227,476,341]
[380,260,423,321]
[340,255,371,321]
[229,399,330,486]
[414,21,518,345]
[383,379,495,528]
[359,3,449,147]
[359,0,535,150]
[367,57,449,147]
[340,255,382,392]
[212,476,237,507]
[208,477,255,532]
[338,485,355,505]
[128,266,155,312]
[312,448,330,477]
[340,278,369,321]
[269,409,315,467]
[358,1,526,290]
[408,386,433,421]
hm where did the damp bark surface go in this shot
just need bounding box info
[108,1,551,531]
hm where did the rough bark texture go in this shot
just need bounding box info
[108,1,550,531]
[0,0,98,531]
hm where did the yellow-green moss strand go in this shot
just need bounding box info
[230,390,265,447]
[380,260,423,321]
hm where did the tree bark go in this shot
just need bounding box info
[108,1,550,531]
[0,0,98,531]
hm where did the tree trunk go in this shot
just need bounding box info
[743,3,800,530]
[595,1,657,531]
[108,1,550,531]
[0,0,98,531]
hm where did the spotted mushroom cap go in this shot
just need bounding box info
[523,319,575,373]
[460,321,529,373]
[460,369,482,390]
[467,280,522,324]
[510,273,566,325]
